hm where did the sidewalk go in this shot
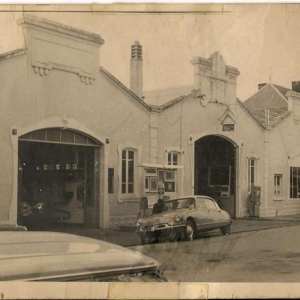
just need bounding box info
[48,214,300,247]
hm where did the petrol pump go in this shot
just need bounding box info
[248,186,261,217]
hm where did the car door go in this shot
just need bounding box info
[193,197,212,231]
[204,198,225,229]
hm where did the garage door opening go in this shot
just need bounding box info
[18,128,101,229]
[194,135,236,218]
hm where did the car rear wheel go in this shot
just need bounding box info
[220,225,231,235]
[185,220,196,241]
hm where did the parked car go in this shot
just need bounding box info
[135,196,232,244]
[18,201,32,218]
[0,230,166,282]
[17,201,48,229]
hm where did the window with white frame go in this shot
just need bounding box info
[274,174,282,198]
[168,152,179,166]
[144,168,157,193]
[247,158,256,191]
[143,168,177,193]
[164,170,176,192]
[290,167,300,198]
[122,149,135,194]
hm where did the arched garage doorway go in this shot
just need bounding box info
[194,135,237,218]
[18,128,101,228]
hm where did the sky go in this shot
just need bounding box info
[1,4,300,101]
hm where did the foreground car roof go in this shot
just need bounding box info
[0,231,159,281]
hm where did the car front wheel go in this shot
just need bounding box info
[185,220,196,241]
[220,225,231,236]
[140,232,153,244]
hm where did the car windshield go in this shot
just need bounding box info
[166,198,194,211]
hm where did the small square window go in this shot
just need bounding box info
[222,124,234,131]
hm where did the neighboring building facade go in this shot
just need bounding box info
[243,82,300,216]
[1,15,300,229]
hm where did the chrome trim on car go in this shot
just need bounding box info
[137,223,185,233]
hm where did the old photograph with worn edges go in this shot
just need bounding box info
[1,3,300,299]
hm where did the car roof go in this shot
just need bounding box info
[0,231,159,281]
[166,195,214,202]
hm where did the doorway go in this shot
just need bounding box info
[18,128,101,228]
[194,135,236,218]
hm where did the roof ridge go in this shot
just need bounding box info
[99,66,151,111]
[270,83,289,102]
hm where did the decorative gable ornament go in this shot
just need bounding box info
[219,107,236,131]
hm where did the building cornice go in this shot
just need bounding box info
[0,48,26,63]
[18,15,104,45]
[286,90,300,100]
[226,65,240,77]
[190,56,212,68]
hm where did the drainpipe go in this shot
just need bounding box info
[263,130,270,217]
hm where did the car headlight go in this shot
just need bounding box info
[34,202,44,210]
[22,202,31,209]
[174,214,181,222]
[136,220,142,227]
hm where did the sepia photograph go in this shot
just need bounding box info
[1,3,300,298]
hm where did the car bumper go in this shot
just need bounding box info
[136,223,185,236]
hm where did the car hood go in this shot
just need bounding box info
[140,209,187,226]
[0,231,159,281]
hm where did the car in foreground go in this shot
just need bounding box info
[0,230,166,282]
[135,195,232,244]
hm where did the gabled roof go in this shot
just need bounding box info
[143,85,194,106]
[100,67,151,112]
[273,84,290,100]
[159,89,202,110]
[244,83,288,110]
[248,106,289,128]
[243,83,291,128]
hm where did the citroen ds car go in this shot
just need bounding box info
[136,196,232,244]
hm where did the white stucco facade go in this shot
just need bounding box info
[1,15,300,229]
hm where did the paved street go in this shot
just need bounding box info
[47,214,300,247]
[130,224,300,282]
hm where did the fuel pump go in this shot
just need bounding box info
[249,186,261,217]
